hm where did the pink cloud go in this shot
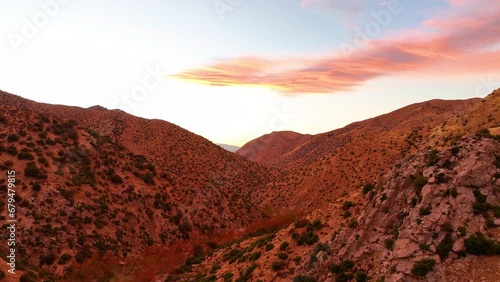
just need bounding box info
[173,4,500,94]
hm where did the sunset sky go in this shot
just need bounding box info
[1,0,499,146]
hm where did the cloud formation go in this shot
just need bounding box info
[174,1,500,94]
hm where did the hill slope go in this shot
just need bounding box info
[170,90,500,282]
[0,91,276,281]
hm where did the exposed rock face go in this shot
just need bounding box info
[316,136,500,281]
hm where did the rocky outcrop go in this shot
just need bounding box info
[317,136,500,281]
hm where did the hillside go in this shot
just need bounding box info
[236,131,312,166]
[0,89,499,282]
[247,98,485,211]
[0,91,276,281]
[169,90,500,282]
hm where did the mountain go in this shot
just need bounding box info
[236,131,312,166]
[0,90,276,281]
[217,144,241,153]
[246,98,484,211]
[1,88,499,282]
[168,89,500,282]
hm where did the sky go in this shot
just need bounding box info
[0,0,499,146]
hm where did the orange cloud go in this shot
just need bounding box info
[173,5,500,94]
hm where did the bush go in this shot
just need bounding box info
[248,252,261,261]
[279,241,289,251]
[312,219,323,230]
[342,201,354,210]
[277,252,288,260]
[412,174,428,192]
[419,207,432,216]
[272,261,285,271]
[436,233,454,259]
[293,275,316,282]
[348,218,358,228]
[329,260,355,274]
[24,162,47,179]
[17,151,34,160]
[265,243,274,251]
[296,231,319,246]
[362,183,375,195]
[32,183,41,192]
[7,134,19,142]
[6,145,18,156]
[58,253,72,265]
[384,238,394,250]
[464,233,500,255]
[355,272,368,282]
[19,273,36,282]
[38,157,49,167]
[411,259,436,276]
[0,269,5,279]
[40,253,57,265]
[110,174,123,184]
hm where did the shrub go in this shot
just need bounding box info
[342,201,354,210]
[348,218,358,228]
[436,233,454,259]
[248,252,261,261]
[329,260,355,274]
[279,241,289,251]
[312,219,323,230]
[293,275,316,282]
[419,207,432,216]
[277,252,288,260]
[450,188,458,198]
[458,226,467,237]
[24,162,47,179]
[110,174,123,184]
[362,183,375,195]
[7,134,19,142]
[435,173,449,184]
[6,145,18,155]
[355,272,368,282]
[58,253,72,265]
[412,174,428,193]
[464,233,500,255]
[40,253,57,265]
[384,238,394,250]
[265,243,274,251]
[223,272,234,282]
[380,193,387,202]
[295,218,309,228]
[32,183,41,192]
[412,259,436,276]
[296,231,319,246]
[17,151,34,160]
[19,273,36,282]
[426,149,440,166]
[272,261,285,271]
[38,157,49,167]
[0,269,5,279]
